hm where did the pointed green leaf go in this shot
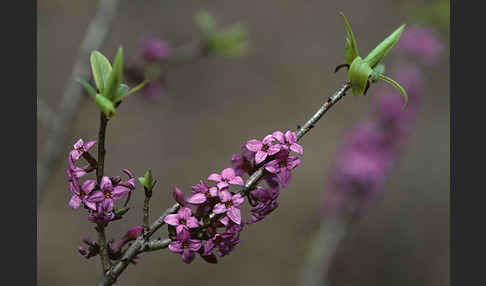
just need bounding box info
[348,57,373,96]
[103,47,124,100]
[113,81,148,103]
[76,77,97,100]
[364,24,406,68]
[94,93,116,119]
[90,51,112,93]
[340,12,360,65]
[138,169,155,190]
[196,10,217,34]
[378,73,409,110]
[208,24,249,58]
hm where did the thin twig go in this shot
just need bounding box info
[96,112,111,273]
[142,186,153,236]
[97,82,350,286]
[37,0,119,201]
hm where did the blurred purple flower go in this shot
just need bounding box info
[140,36,170,63]
[396,25,444,66]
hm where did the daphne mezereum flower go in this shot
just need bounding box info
[186,181,218,205]
[246,134,281,164]
[395,26,443,66]
[168,230,202,264]
[87,207,115,226]
[70,139,96,161]
[213,190,244,225]
[272,130,303,155]
[265,151,301,188]
[69,179,96,210]
[204,224,243,257]
[88,176,131,212]
[164,207,199,234]
[140,36,170,63]
[248,186,280,224]
[208,168,244,189]
[67,156,87,180]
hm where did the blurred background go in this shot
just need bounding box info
[37,0,449,285]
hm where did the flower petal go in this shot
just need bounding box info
[178,207,192,219]
[164,214,180,226]
[87,190,104,203]
[262,134,275,145]
[212,203,227,214]
[285,130,297,144]
[69,196,82,209]
[254,150,268,164]
[264,160,280,174]
[84,200,97,211]
[228,176,244,186]
[112,185,130,200]
[81,180,96,194]
[102,198,114,212]
[245,140,262,152]
[84,140,97,151]
[227,207,242,224]
[290,143,304,155]
[186,193,206,205]
[217,181,229,189]
[181,249,196,264]
[207,173,222,182]
[277,169,292,188]
[232,194,245,207]
[100,176,112,190]
[186,217,199,228]
[272,131,285,143]
[168,241,183,253]
[221,168,236,179]
[268,144,281,155]
[218,189,232,202]
[188,239,202,251]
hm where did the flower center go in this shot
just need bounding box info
[179,219,186,225]
[79,191,86,199]
[182,242,189,249]
[278,161,288,168]
[262,144,269,152]
[225,201,233,208]
[104,191,111,199]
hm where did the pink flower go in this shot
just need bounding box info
[70,139,96,161]
[168,231,202,264]
[164,207,199,234]
[140,36,170,63]
[246,135,281,164]
[272,130,303,155]
[186,181,218,205]
[208,168,244,189]
[69,179,96,210]
[264,151,301,188]
[88,176,132,212]
[212,190,244,224]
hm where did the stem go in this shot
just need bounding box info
[142,187,152,235]
[96,112,111,273]
[97,82,350,286]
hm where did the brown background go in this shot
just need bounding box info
[37,0,449,285]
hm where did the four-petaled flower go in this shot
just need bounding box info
[88,176,131,212]
[69,179,96,210]
[213,190,244,224]
[265,151,301,188]
[272,131,303,155]
[208,168,244,189]
[187,181,219,205]
[246,135,281,164]
[168,230,202,264]
[70,139,96,161]
[164,207,199,234]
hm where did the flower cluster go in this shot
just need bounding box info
[67,139,136,226]
[165,130,303,263]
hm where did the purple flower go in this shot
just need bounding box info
[264,151,301,188]
[204,224,243,257]
[212,190,244,225]
[248,186,280,224]
[245,135,281,164]
[88,176,131,212]
[111,226,143,254]
[141,78,167,100]
[67,156,87,180]
[69,179,96,210]
[164,207,199,234]
[168,231,202,264]
[87,207,115,226]
[396,26,443,66]
[272,130,303,155]
[186,181,218,205]
[70,139,96,161]
[140,36,170,63]
[208,168,244,189]
[173,186,187,206]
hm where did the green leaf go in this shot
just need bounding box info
[114,206,130,216]
[94,93,116,119]
[348,57,373,96]
[103,46,124,100]
[208,24,249,58]
[138,170,155,190]
[196,10,217,34]
[76,77,97,99]
[113,81,148,103]
[364,24,406,68]
[90,51,112,93]
[340,12,360,65]
[370,64,385,83]
[378,73,409,110]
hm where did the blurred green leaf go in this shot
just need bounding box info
[94,93,116,119]
[378,73,409,110]
[208,24,249,58]
[76,77,97,99]
[90,51,112,93]
[340,12,359,65]
[196,10,217,34]
[348,57,373,96]
[364,24,406,68]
